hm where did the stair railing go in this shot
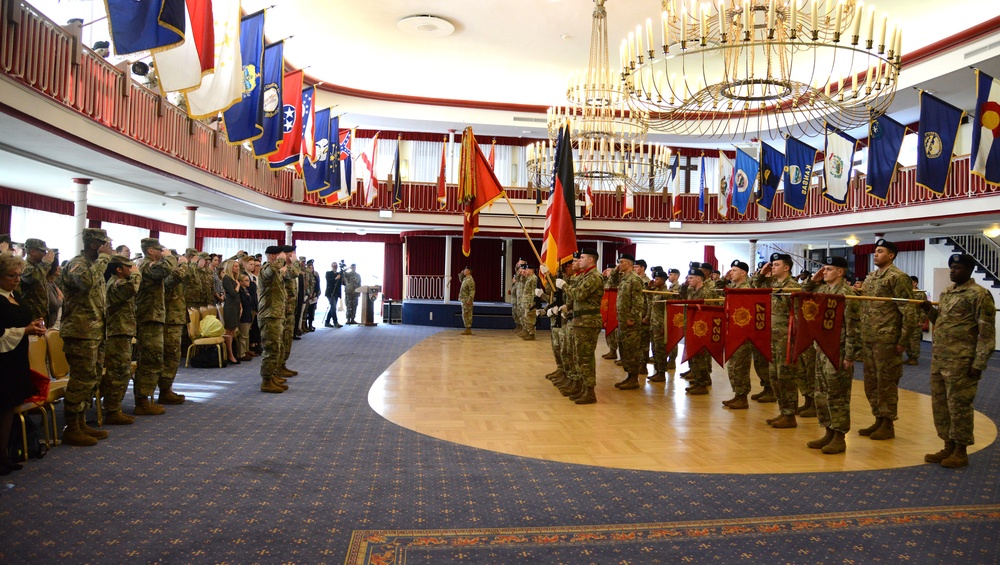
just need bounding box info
[948,235,1000,283]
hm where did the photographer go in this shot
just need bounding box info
[325,260,345,328]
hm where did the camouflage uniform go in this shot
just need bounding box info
[558,277,577,383]
[511,271,524,331]
[802,279,861,433]
[638,273,652,373]
[19,256,51,322]
[258,258,286,384]
[725,280,754,396]
[752,272,802,416]
[135,254,176,396]
[343,269,362,323]
[751,348,770,389]
[61,250,113,413]
[184,264,207,308]
[545,283,565,374]
[858,263,916,420]
[926,279,996,446]
[161,261,189,392]
[907,290,928,361]
[519,273,539,337]
[102,270,141,413]
[603,273,620,357]
[614,270,646,375]
[685,283,719,388]
[282,260,301,366]
[459,274,475,329]
[798,345,817,403]
[566,266,604,388]
[650,290,668,374]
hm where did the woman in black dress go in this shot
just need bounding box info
[221,260,241,364]
[0,254,47,474]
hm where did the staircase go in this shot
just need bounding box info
[931,235,1000,289]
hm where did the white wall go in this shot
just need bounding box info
[924,238,1000,350]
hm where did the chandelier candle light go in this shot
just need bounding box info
[620,0,902,139]
[527,0,672,194]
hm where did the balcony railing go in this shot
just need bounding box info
[405,275,445,300]
[2,0,996,228]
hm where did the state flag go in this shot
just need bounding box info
[183,0,242,119]
[152,0,214,93]
[757,143,784,211]
[865,115,907,200]
[222,11,265,145]
[267,70,304,170]
[327,124,354,205]
[783,137,816,211]
[823,126,856,205]
[251,42,284,158]
[669,154,682,217]
[299,86,316,167]
[732,148,759,215]
[302,107,331,195]
[698,154,707,215]
[718,151,734,218]
[107,0,185,56]
[972,70,1000,187]
[916,92,964,195]
[390,138,403,209]
[360,134,380,207]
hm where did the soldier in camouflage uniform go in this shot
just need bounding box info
[906,276,928,365]
[752,252,802,428]
[796,337,818,417]
[159,251,189,405]
[634,259,651,377]
[510,260,526,334]
[60,228,114,446]
[801,257,860,454]
[562,247,603,404]
[102,257,140,425]
[183,250,206,309]
[921,253,996,468]
[258,246,288,393]
[647,268,669,382]
[134,238,176,416]
[280,246,300,377]
[722,260,754,409]
[853,239,916,440]
[343,263,362,324]
[459,267,475,335]
[608,254,645,390]
[19,238,54,322]
[555,261,579,396]
[520,265,540,340]
[602,262,621,361]
[665,268,681,369]
[682,268,719,395]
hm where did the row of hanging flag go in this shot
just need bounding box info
[655,69,1000,219]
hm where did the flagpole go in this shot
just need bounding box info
[643,290,680,295]
[773,292,936,305]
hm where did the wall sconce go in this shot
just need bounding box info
[845,235,860,246]
[984,226,1000,238]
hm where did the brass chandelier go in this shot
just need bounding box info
[526,0,672,194]
[619,0,903,139]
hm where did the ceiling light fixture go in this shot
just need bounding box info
[845,235,860,246]
[620,0,902,140]
[984,226,1000,238]
[397,15,455,37]
[526,0,671,194]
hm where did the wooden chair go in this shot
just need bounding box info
[44,329,82,437]
[186,307,224,367]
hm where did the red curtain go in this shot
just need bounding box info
[406,236,445,276]
[449,237,503,302]
[90,206,186,234]
[0,204,10,235]
[704,245,718,270]
[383,241,403,300]
[511,238,544,269]
[0,185,73,215]
[294,232,400,243]
[853,239,924,281]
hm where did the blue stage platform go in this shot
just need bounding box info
[401,300,551,330]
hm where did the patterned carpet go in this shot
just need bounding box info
[1,324,998,564]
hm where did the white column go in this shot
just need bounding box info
[186,206,197,250]
[504,238,513,302]
[443,235,452,304]
[285,222,294,246]
[71,178,90,254]
[401,237,409,300]
[749,239,757,271]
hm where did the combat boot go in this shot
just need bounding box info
[552,374,572,388]
[462,328,472,335]
[638,364,648,376]
[807,428,836,449]
[134,395,166,416]
[770,414,797,428]
[614,375,631,388]
[282,365,298,376]
[725,394,749,409]
[647,372,666,382]
[941,445,969,468]
[618,374,640,390]
[522,334,535,341]
[686,384,709,395]
[260,377,284,393]
[869,418,895,440]
[62,412,97,447]
[924,440,956,463]
[822,431,847,454]
[570,385,589,401]
[751,386,770,400]
[157,386,186,405]
[858,417,883,436]
[796,396,816,417]
[560,380,582,397]
[79,417,108,440]
[271,376,290,390]
[601,351,617,360]
[754,387,776,403]
[546,370,564,381]
[104,410,135,425]
[574,386,596,404]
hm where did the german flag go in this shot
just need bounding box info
[540,124,577,276]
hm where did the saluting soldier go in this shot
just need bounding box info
[601,259,622,361]
[608,253,644,390]
[343,263,362,324]
[664,267,681,370]
[134,238,176,416]
[19,238,54,322]
[647,267,669,382]
[921,253,996,468]
[634,259,652,377]
[561,248,603,404]
[906,276,928,365]
[853,238,916,441]
[682,268,719,395]
[520,265,540,340]
[280,246,300,377]
[102,256,140,426]
[722,260,753,409]
[60,228,114,446]
[753,252,802,429]
[183,249,205,309]
[459,266,475,335]
[510,260,526,335]
[801,257,860,454]
[258,246,288,393]
[159,249,189,405]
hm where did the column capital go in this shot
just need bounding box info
[71,178,92,185]
[185,206,198,211]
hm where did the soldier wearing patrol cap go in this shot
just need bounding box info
[20,238,55,323]
[853,238,916,441]
[920,253,996,468]
[722,260,754,409]
[159,248,190,405]
[634,259,652,377]
[562,247,603,404]
[608,253,645,390]
[134,238,176,416]
[280,245,300,377]
[665,268,681,370]
[682,267,719,395]
[60,228,114,446]
[647,267,670,382]
[101,256,140,425]
[753,252,802,428]
[459,266,475,335]
[800,256,861,454]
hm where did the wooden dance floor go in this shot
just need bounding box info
[369,330,997,474]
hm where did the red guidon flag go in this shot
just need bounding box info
[541,124,578,277]
[790,292,845,364]
[458,127,505,256]
[600,289,618,335]
[724,287,772,361]
[665,302,687,354]
[682,304,726,366]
